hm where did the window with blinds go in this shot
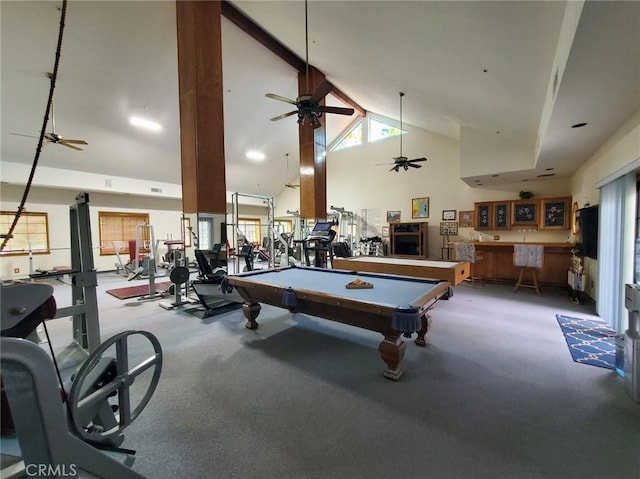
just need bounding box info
[98,212,150,255]
[0,211,50,256]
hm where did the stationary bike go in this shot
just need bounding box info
[1,282,162,478]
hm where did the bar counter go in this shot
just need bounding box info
[453,241,575,286]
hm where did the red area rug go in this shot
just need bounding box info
[106,282,172,300]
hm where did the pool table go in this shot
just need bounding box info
[332,256,470,286]
[226,265,452,380]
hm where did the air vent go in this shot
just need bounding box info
[151,187,163,193]
[536,173,556,178]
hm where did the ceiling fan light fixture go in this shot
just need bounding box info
[309,113,321,129]
[129,116,162,132]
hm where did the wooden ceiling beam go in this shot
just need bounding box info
[221,1,366,117]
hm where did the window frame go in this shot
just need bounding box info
[0,211,50,256]
[98,211,151,256]
[237,217,262,245]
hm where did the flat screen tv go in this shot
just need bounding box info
[576,205,598,259]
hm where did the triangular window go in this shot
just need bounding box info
[369,118,405,143]
[330,121,362,152]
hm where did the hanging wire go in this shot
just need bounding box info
[0,0,68,252]
[400,92,404,157]
[304,0,310,94]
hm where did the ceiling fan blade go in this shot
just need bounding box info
[389,165,400,172]
[270,111,298,122]
[310,81,333,103]
[266,93,298,106]
[11,133,39,139]
[407,157,427,163]
[62,139,88,145]
[60,141,83,151]
[408,163,422,168]
[321,106,355,116]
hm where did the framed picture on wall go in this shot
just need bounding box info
[387,210,401,223]
[442,209,456,221]
[458,210,474,228]
[412,197,429,218]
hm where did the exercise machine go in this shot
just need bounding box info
[237,244,255,272]
[330,205,357,254]
[230,192,276,271]
[28,192,101,354]
[1,281,162,478]
[302,222,337,268]
[624,284,640,402]
[190,249,244,316]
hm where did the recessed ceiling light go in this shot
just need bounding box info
[536,173,556,177]
[545,167,554,171]
[491,174,499,177]
[522,179,529,182]
[474,179,481,182]
[246,150,265,161]
[129,116,162,132]
[571,122,588,128]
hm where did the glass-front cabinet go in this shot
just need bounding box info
[493,202,511,230]
[475,201,511,230]
[475,203,492,230]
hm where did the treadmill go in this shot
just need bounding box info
[302,222,337,268]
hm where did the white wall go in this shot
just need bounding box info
[278,119,573,258]
[568,109,640,297]
[0,185,183,279]
[570,110,640,206]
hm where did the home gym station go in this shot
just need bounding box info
[1,193,163,477]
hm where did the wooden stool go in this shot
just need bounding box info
[513,244,543,295]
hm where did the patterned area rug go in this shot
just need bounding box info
[556,315,616,370]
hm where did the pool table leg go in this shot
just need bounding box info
[242,301,261,329]
[414,313,433,347]
[379,332,406,381]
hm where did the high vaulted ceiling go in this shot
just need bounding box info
[1,1,638,198]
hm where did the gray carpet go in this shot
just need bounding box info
[21,274,640,478]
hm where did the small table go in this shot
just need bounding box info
[227,266,452,380]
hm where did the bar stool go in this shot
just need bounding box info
[454,242,483,284]
[513,244,544,295]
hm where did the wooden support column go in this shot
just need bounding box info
[299,66,327,220]
[176,1,226,214]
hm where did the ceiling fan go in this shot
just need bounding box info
[378,92,427,172]
[265,0,354,129]
[284,153,299,189]
[12,74,88,151]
